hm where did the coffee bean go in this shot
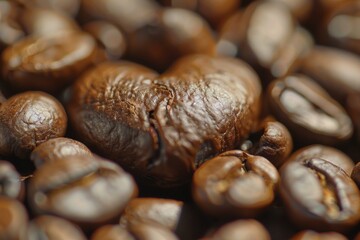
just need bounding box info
[287,144,355,176]
[269,0,314,22]
[1,31,100,93]
[280,158,360,231]
[28,155,138,228]
[83,21,126,60]
[192,150,279,217]
[291,230,348,240]
[217,1,313,83]
[240,118,293,168]
[68,55,261,187]
[208,219,270,240]
[30,137,91,168]
[300,46,360,104]
[321,1,360,55]
[0,91,67,159]
[0,197,28,240]
[119,198,204,240]
[26,215,86,240]
[267,74,353,145]
[0,161,24,200]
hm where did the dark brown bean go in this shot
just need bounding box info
[209,219,270,240]
[346,93,360,144]
[267,74,353,145]
[1,31,100,93]
[26,215,86,240]
[287,144,355,176]
[217,1,313,83]
[192,150,279,217]
[320,1,360,54]
[0,197,28,240]
[299,46,360,104]
[280,158,360,231]
[83,21,126,60]
[30,137,92,168]
[0,91,67,159]
[291,230,348,240]
[126,8,216,70]
[68,55,261,187]
[28,155,138,228]
[240,118,293,168]
[351,162,360,188]
[0,161,24,200]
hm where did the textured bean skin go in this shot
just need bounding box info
[30,137,92,168]
[280,158,360,231]
[1,31,100,93]
[68,55,261,187]
[287,144,355,176]
[192,150,279,217]
[241,118,293,168]
[0,91,67,159]
[29,156,138,228]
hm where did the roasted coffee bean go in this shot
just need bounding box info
[26,215,86,240]
[217,1,313,83]
[321,1,360,54]
[28,155,138,228]
[0,197,28,240]
[158,0,241,27]
[0,1,25,51]
[300,46,360,104]
[287,144,355,176]
[1,31,100,93]
[240,118,293,168]
[126,8,216,70]
[0,91,67,159]
[207,219,270,240]
[119,198,204,240]
[291,230,348,240]
[83,21,126,60]
[15,0,81,16]
[0,161,24,200]
[92,223,179,240]
[30,137,92,168]
[68,55,261,187]
[280,158,360,231]
[193,150,279,217]
[19,7,80,36]
[351,162,360,188]
[267,74,353,145]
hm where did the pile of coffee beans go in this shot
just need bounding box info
[0,0,360,239]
